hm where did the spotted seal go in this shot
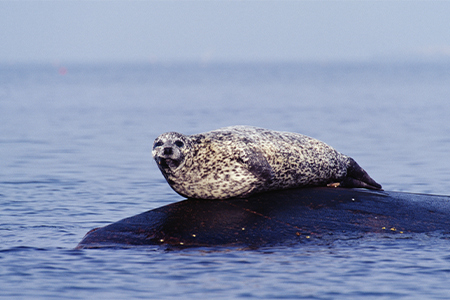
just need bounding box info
[152,126,382,199]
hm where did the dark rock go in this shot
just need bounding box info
[76,187,450,249]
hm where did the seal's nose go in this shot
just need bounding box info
[164,147,173,155]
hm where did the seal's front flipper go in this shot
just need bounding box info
[238,145,274,184]
[341,158,382,190]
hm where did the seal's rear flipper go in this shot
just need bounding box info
[341,158,382,190]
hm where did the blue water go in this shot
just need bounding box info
[1,62,450,299]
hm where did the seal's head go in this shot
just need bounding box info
[152,132,191,174]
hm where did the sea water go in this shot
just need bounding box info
[1,62,450,299]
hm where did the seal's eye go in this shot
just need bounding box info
[154,141,163,149]
[174,140,184,148]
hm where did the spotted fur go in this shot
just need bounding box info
[152,126,382,199]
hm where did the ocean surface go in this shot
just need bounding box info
[1,62,450,299]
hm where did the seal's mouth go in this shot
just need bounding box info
[156,157,180,170]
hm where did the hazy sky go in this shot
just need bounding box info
[1,1,450,63]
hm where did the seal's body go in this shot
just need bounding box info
[152,126,381,199]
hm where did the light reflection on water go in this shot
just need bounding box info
[1,62,450,299]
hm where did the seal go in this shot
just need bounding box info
[152,126,382,200]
